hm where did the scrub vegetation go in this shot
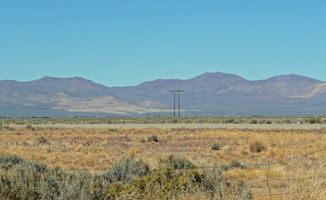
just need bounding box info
[1,116,326,125]
[1,125,326,199]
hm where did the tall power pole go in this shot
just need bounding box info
[170,89,184,117]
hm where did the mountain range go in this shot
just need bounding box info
[1,72,326,117]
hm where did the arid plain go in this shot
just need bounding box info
[1,121,326,199]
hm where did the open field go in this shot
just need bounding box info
[1,124,326,199]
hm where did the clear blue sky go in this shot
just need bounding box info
[1,0,325,87]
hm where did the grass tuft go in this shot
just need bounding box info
[211,142,221,150]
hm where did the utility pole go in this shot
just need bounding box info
[172,88,175,117]
[170,89,184,117]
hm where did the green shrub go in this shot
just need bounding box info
[249,141,266,153]
[0,125,10,130]
[0,154,112,199]
[230,160,242,168]
[46,147,54,153]
[106,157,150,184]
[226,118,234,123]
[106,167,206,199]
[38,135,47,143]
[211,142,221,150]
[26,124,35,130]
[0,154,27,171]
[309,117,321,124]
[159,157,196,170]
[203,167,252,199]
[250,119,257,124]
[284,118,290,123]
[140,137,146,143]
[148,135,159,142]
[0,155,251,199]
[202,168,225,198]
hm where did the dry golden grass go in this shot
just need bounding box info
[1,126,326,198]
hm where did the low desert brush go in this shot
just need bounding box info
[148,135,159,142]
[0,155,252,199]
[249,141,266,153]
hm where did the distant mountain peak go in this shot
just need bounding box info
[36,76,61,82]
[192,71,245,79]
[265,74,321,83]
[40,76,86,80]
[36,76,95,84]
[187,72,246,85]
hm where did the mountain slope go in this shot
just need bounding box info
[1,72,326,116]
